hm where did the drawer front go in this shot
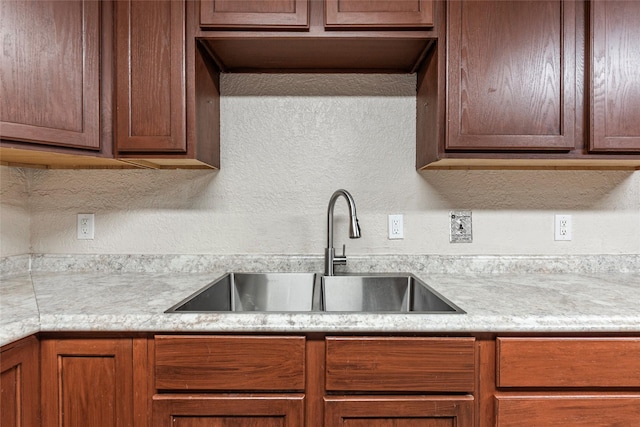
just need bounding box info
[497,337,640,388]
[495,396,640,426]
[325,337,475,392]
[155,335,305,391]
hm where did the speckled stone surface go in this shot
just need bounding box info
[0,274,40,345]
[1,254,639,346]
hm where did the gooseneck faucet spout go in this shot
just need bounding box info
[325,189,361,276]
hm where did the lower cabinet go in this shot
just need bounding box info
[484,337,640,427]
[153,395,305,426]
[40,337,145,427]
[152,335,476,427]
[0,336,40,427]
[325,396,474,426]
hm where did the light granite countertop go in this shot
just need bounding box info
[2,267,639,347]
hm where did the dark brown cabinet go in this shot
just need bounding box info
[417,0,640,169]
[200,0,309,29]
[115,0,220,168]
[153,335,306,426]
[151,335,475,427]
[0,0,101,150]
[325,396,473,427]
[589,0,640,153]
[478,337,640,427]
[325,337,475,427]
[40,338,137,427]
[324,0,434,28]
[197,0,436,73]
[446,0,576,151]
[0,0,121,168]
[153,396,305,427]
[1,0,219,169]
[0,336,39,427]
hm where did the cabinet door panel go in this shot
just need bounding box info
[200,0,309,29]
[0,337,39,427]
[325,0,433,28]
[155,335,305,391]
[115,0,186,153]
[325,396,474,427]
[590,0,640,152]
[0,0,100,149]
[40,338,134,427]
[497,337,640,388]
[325,337,475,392]
[153,395,304,427]
[447,0,576,150]
[495,396,640,426]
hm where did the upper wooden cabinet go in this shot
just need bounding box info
[197,0,437,73]
[417,0,640,169]
[325,0,434,28]
[200,0,309,29]
[115,0,220,168]
[590,0,640,153]
[115,0,186,154]
[446,0,576,151]
[0,0,101,150]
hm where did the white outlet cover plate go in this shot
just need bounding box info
[77,213,95,240]
[554,214,572,241]
[388,214,404,239]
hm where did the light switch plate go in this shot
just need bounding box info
[450,211,472,243]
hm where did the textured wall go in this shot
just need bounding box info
[0,167,30,256]
[3,74,640,256]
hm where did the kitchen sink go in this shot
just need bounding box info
[165,272,464,314]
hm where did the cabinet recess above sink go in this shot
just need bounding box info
[195,0,438,73]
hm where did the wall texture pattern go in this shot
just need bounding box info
[1,74,639,257]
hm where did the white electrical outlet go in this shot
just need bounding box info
[554,214,572,241]
[77,213,95,240]
[388,214,404,239]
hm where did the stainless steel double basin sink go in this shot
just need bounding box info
[166,272,464,314]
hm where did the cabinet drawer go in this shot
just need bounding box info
[325,337,475,392]
[497,337,640,388]
[200,0,309,29]
[324,0,434,28]
[495,396,640,426]
[155,335,305,391]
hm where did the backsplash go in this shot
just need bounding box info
[2,254,638,277]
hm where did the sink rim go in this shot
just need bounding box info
[165,271,465,314]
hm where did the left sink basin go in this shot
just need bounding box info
[165,272,321,312]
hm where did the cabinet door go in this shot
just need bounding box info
[325,396,474,427]
[447,0,576,151]
[153,395,304,427]
[200,0,309,29]
[0,0,101,150]
[325,0,433,28]
[115,0,186,153]
[590,0,640,152]
[495,396,640,427]
[0,336,39,427]
[41,338,134,427]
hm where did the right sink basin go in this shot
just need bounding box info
[322,273,465,313]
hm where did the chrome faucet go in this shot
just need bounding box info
[325,189,361,276]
